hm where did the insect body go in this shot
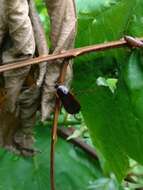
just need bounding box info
[55,85,81,114]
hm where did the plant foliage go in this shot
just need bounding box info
[1,0,143,188]
[73,0,143,181]
[0,126,102,190]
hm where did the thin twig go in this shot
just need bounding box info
[50,98,61,190]
[57,126,98,160]
[0,37,143,73]
[50,60,69,190]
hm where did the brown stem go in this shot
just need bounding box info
[50,125,98,190]
[57,126,98,160]
[50,98,61,190]
[0,37,143,73]
[50,60,69,190]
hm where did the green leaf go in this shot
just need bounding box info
[124,50,143,90]
[75,0,138,63]
[0,126,102,190]
[74,78,129,180]
[67,126,87,140]
[36,0,143,182]
[73,0,143,181]
[96,77,107,87]
[88,174,124,190]
[73,50,143,181]
[96,77,118,93]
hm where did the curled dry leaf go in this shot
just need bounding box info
[41,0,77,121]
[29,0,49,87]
[0,0,35,150]
[0,0,7,47]
[3,0,35,113]
[0,0,77,154]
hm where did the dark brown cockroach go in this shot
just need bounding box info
[55,84,81,114]
[124,36,143,48]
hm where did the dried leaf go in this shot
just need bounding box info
[29,0,49,87]
[7,0,35,55]
[41,0,77,121]
[0,0,36,149]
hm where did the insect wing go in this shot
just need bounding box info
[57,88,81,114]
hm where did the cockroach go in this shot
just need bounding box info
[124,36,143,48]
[55,84,81,114]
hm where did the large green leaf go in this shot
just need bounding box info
[75,0,138,63]
[73,0,143,181]
[36,0,143,182]
[0,125,102,190]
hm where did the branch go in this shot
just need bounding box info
[50,61,69,190]
[0,37,143,73]
[50,98,61,190]
[57,126,98,160]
